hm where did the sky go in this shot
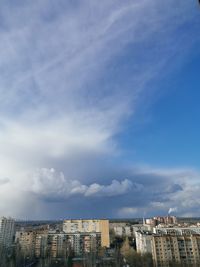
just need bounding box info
[0,0,200,219]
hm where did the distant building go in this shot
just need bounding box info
[112,225,132,237]
[144,216,177,227]
[63,219,110,248]
[113,226,123,236]
[153,226,200,235]
[0,217,15,249]
[124,226,132,237]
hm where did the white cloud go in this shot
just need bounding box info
[27,168,136,199]
[84,179,135,197]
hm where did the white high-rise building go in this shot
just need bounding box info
[0,217,15,248]
[135,230,152,254]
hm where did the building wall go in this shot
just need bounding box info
[16,231,36,257]
[113,226,123,236]
[35,234,48,258]
[154,226,200,235]
[152,235,200,267]
[136,230,200,267]
[63,219,110,248]
[145,216,177,227]
[99,220,110,247]
[0,217,15,248]
[16,230,101,258]
[66,232,101,255]
[113,226,132,237]
[48,233,69,258]
[135,231,152,254]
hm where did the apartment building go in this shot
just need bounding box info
[63,219,110,247]
[113,226,123,236]
[152,234,200,267]
[135,230,152,254]
[16,229,101,258]
[0,217,15,248]
[35,234,48,258]
[67,232,101,255]
[132,224,149,237]
[154,226,200,235]
[15,231,36,257]
[145,216,177,227]
[112,225,132,237]
[47,233,69,258]
[136,228,200,267]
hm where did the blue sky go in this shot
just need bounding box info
[0,0,200,219]
[118,50,200,167]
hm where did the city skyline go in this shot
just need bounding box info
[0,1,200,219]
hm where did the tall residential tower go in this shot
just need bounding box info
[0,217,15,248]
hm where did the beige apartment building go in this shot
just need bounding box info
[16,229,102,258]
[63,219,110,247]
[136,229,200,267]
[15,231,36,257]
[152,234,200,267]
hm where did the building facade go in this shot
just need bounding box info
[35,234,48,258]
[136,228,200,267]
[15,231,36,257]
[63,219,110,247]
[152,234,200,267]
[67,232,101,255]
[16,230,101,258]
[135,231,152,254]
[0,217,15,249]
[144,216,177,227]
